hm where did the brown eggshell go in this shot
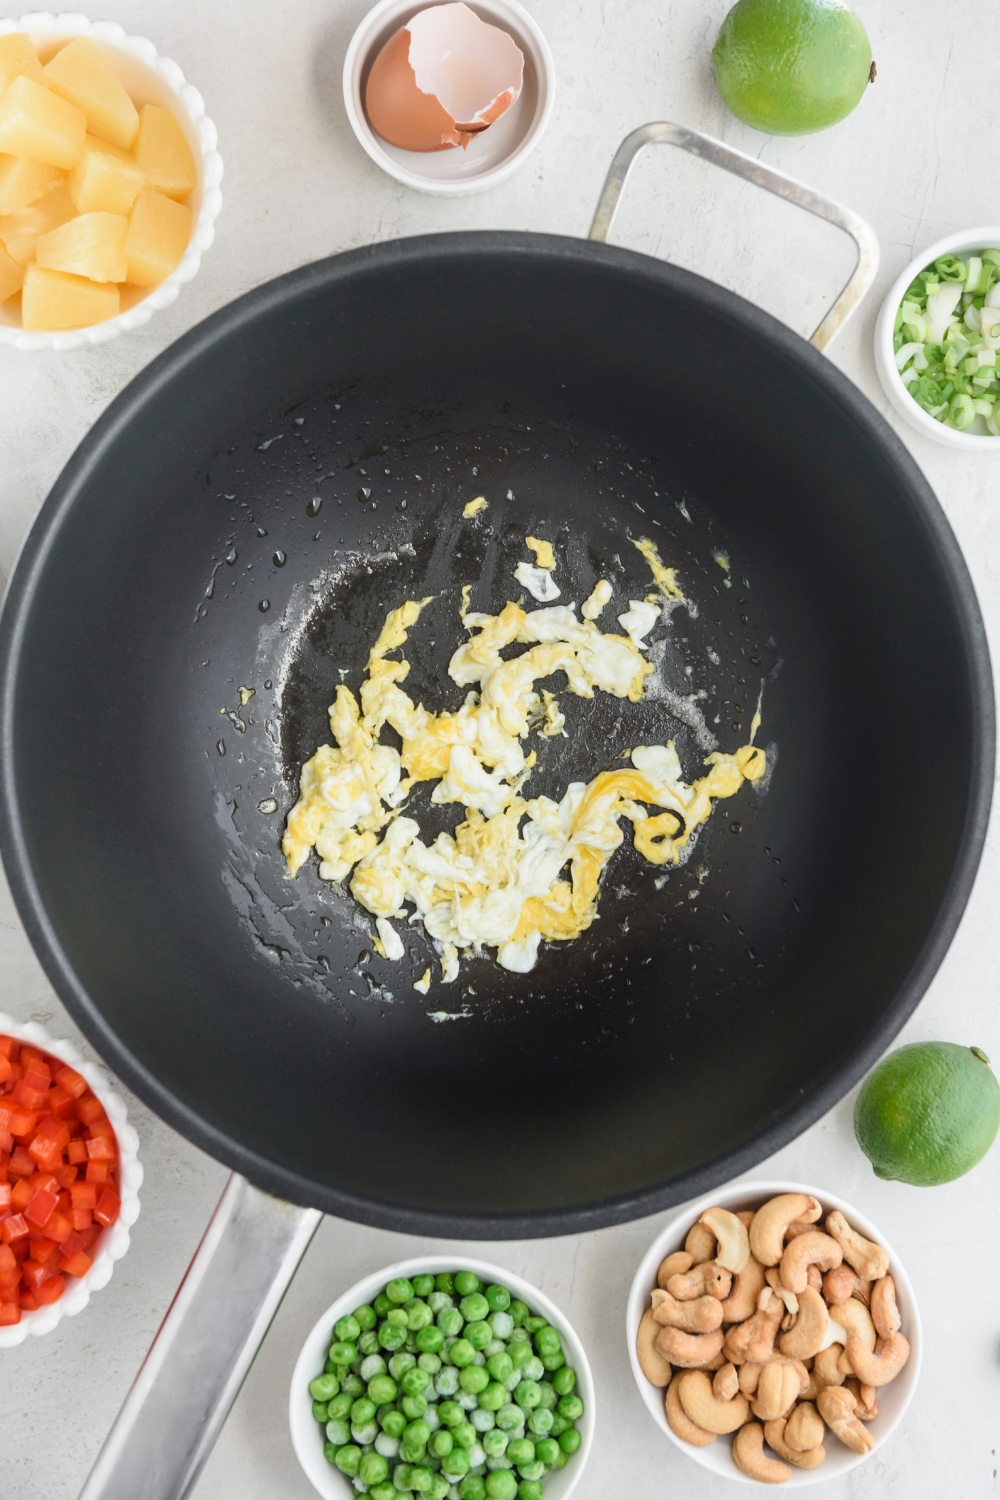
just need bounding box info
[365,26,466,152]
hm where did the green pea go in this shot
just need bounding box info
[394,1463,415,1490]
[442,1448,470,1478]
[514,1382,541,1410]
[478,1381,506,1412]
[484,1429,509,1456]
[325,1418,350,1445]
[382,1409,407,1438]
[401,1366,430,1397]
[549,1448,568,1470]
[415,1324,445,1354]
[484,1284,510,1312]
[387,1278,415,1305]
[438,1400,463,1427]
[488,1312,514,1341]
[534,1382,555,1411]
[341,1374,365,1398]
[540,1350,564,1372]
[548,1412,569,1437]
[406,1298,433,1330]
[459,1293,490,1323]
[559,1427,581,1454]
[312,1400,329,1423]
[375,1293,392,1317]
[484,1471,518,1500]
[352,1397,377,1425]
[452,1422,477,1450]
[360,1453,390,1486]
[405,1419,431,1447]
[506,1438,534,1466]
[327,1392,353,1420]
[551,1366,576,1396]
[387,1307,409,1330]
[335,1314,362,1343]
[418,1352,441,1375]
[359,1330,381,1356]
[465,1320,492,1351]
[389,1353,416,1379]
[380,1322,407,1352]
[402,1395,428,1421]
[401,1441,427,1466]
[323,1441,339,1465]
[459,1478,486,1500]
[557,1393,583,1421]
[429,1429,453,1457]
[517,1462,545,1483]
[335,1444,362,1476]
[369,1375,398,1405]
[412,1274,435,1298]
[459,1365,490,1395]
[370,1485,399,1500]
[531,1324,559,1356]
[449,1339,476,1368]
[453,1271,480,1296]
[517,1482,543,1500]
[508,1301,529,1327]
[309,1373,340,1402]
[486,1352,513,1383]
[496,1404,523,1432]
[409,1465,433,1493]
[435,1273,455,1295]
[527,1409,552,1436]
[509,1341,533,1370]
[351,1304,376,1331]
[324,1358,337,1374]
[437,1306,464,1337]
[534,1437,559,1467]
[523,1317,547,1335]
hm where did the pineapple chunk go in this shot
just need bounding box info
[124,187,191,287]
[0,181,75,264]
[44,37,138,151]
[0,154,64,214]
[69,133,143,214]
[132,104,196,201]
[21,262,119,329]
[36,210,127,282]
[0,33,45,95]
[0,239,24,302]
[0,75,86,168]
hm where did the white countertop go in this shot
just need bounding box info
[2,1,999,1496]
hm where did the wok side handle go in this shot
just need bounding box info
[78,1173,322,1500]
[588,122,880,352]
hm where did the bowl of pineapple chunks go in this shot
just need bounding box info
[0,13,222,349]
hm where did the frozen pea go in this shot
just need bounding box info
[376,1432,401,1459]
[465,1321,492,1351]
[479,1382,506,1411]
[482,1430,508,1458]
[327,1419,351,1446]
[311,1373,341,1402]
[527,1410,552,1436]
[438,1401,464,1428]
[354,1422,379,1445]
[438,1307,464,1337]
[485,1286,510,1313]
[370,1485,399,1500]
[486,1456,513,1472]
[361,1454,390,1487]
[435,1367,460,1397]
[424,1406,441,1432]
[534,1438,559,1467]
[402,1368,431,1397]
[484,1471,517,1499]
[520,1359,543,1384]
[429,1292,454,1314]
[387,1279,415,1305]
[394,1464,415,1490]
[343,1375,366,1398]
[430,1431,454,1459]
[336,1446,363,1476]
[459,1480,486,1500]
[460,1366,490,1395]
[513,1382,541,1411]
[517,1483,543,1500]
[369,1375,399,1405]
[467,1444,486,1470]
[508,1342,532,1370]
[488,1313,513,1341]
[536,1384,556,1411]
[459,1294,490,1323]
[337,1315,362,1343]
[551,1367,576,1396]
[419,1353,442,1375]
[471,1409,495,1433]
[380,1323,407,1352]
[517,1462,546,1482]
[435,1274,455,1295]
[496,1406,522,1432]
[416,1326,446,1355]
[413,1275,436,1298]
[508,1302,529,1328]
[486,1353,513,1384]
[360,1331,381,1356]
[452,1423,477,1450]
[407,1299,434,1331]
[557,1394,583,1422]
[453,1272,480,1297]
[457,1392,478,1411]
[382,1410,408,1439]
[313,1400,330,1423]
[390,1354,417,1380]
[558,1428,581,1455]
[505,1439,533,1467]
[442,1448,470,1479]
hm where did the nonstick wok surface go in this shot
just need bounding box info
[0,234,992,1236]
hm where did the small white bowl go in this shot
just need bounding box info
[626,1180,922,1487]
[0,11,223,352]
[290,1255,594,1500]
[874,226,1000,451]
[0,1009,142,1347]
[343,0,554,196]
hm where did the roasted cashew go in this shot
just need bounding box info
[751,1361,803,1421]
[657,1250,693,1288]
[870,1275,901,1339]
[733,1421,791,1483]
[700,1206,750,1274]
[738,1362,763,1394]
[737,1209,755,1229]
[807,1264,823,1292]
[636,1307,673,1386]
[826,1211,889,1281]
[817,1385,875,1454]
[844,1376,879,1421]
[784,1400,825,1452]
[750,1194,822,1266]
[822,1264,871,1307]
[724,1287,784,1366]
[766,1266,799,1316]
[721,1254,766,1324]
[676,1369,750,1434]
[779,1286,829,1360]
[713,1362,740,1402]
[686,1220,718,1264]
[652,1287,725,1334]
[810,1343,846,1392]
[655,1325,725,1369]
[784,1218,819,1240]
[665,1374,715,1447]
[829,1299,876,1375]
[693,1347,727,1372]
[668,1262,732,1302]
[763,1417,826,1469]
[779,1231,843,1293]
[846,1331,910,1387]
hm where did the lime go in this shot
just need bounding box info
[712,0,873,136]
[854,1042,1000,1186]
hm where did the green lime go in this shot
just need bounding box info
[854,1042,1000,1186]
[712,0,873,136]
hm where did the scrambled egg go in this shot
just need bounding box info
[283,539,766,983]
[463,496,488,518]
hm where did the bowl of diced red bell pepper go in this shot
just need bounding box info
[0,1012,141,1344]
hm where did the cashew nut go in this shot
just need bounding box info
[655,1325,725,1369]
[870,1275,901,1339]
[724,1287,784,1366]
[733,1421,791,1483]
[822,1264,871,1307]
[810,1343,846,1392]
[636,1307,673,1386]
[751,1360,805,1421]
[749,1194,822,1266]
[806,1264,823,1292]
[676,1369,751,1434]
[738,1362,763,1394]
[700,1206,750,1274]
[766,1267,799,1315]
[845,1331,910,1387]
[651,1287,724,1334]
[693,1347,727,1372]
[665,1374,716,1447]
[779,1286,829,1360]
[657,1250,693,1289]
[844,1376,879,1421]
[721,1254,766,1324]
[784,1218,821,1240]
[828,1299,876,1375]
[817,1385,875,1454]
[784,1400,825,1452]
[668,1262,732,1302]
[713,1362,740,1402]
[737,1209,755,1229]
[686,1220,718,1264]
[763,1417,826,1469]
[779,1231,843,1293]
[826,1211,889,1281]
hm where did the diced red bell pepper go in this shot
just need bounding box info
[59,1250,93,1278]
[0,1267,21,1292]
[0,1132,13,1156]
[70,1208,92,1231]
[28,1237,57,1265]
[66,1140,88,1165]
[12,1079,49,1112]
[56,1165,77,1189]
[18,1288,39,1311]
[5,1061,22,1084]
[94,1188,120,1228]
[29,1171,59,1195]
[86,1135,116,1162]
[70,1182,97,1211]
[24,1187,57,1229]
[85,1161,109,1184]
[0,1244,15,1273]
[21,1059,50,1091]
[0,1056,11,1085]
[10,1178,32,1212]
[75,1096,105,1126]
[9,1108,39,1142]
[0,1036,15,1059]
[45,1212,72,1245]
[21,1257,52,1289]
[0,1096,37,1137]
[29,1115,70,1167]
[8,1148,35,1180]
[35,1274,64,1305]
[1,1213,28,1245]
[19,1047,43,1066]
[54,1063,86,1099]
[0,1300,20,1325]
[0,1185,9,1211]
[58,1228,85,1260]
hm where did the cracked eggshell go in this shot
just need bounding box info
[365,2,523,152]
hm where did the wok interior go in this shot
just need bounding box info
[5,238,985,1231]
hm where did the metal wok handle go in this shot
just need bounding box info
[78,1174,321,1500]
[589,121,879,352]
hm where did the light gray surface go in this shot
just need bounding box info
[1,1,999,1496]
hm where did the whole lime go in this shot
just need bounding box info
[854,1042,1000,1186]
[712,0,873,136]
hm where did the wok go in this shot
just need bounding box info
[0,127,992,1498]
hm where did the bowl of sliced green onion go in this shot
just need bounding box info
[875,227,1000,449]
[289,1257,594,1500]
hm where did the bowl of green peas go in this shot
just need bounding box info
[875,226,1000,449]
[290,1257,594,1500]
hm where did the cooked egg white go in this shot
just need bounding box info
[283,535,765,984]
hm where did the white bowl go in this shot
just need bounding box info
[0,11,223,352]
[343,0,554,196]
[874,226,1000,451]
[626,1180,922,1487]
[290,1254,594,1500]
[0,1009,142,1347]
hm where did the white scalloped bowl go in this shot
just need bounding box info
[0,11,223,351]
[0,1010,142,1346]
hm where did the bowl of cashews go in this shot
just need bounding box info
[626,1180,922,1486]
